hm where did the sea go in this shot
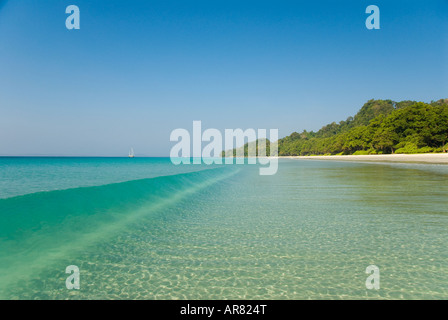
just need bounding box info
[0,157,447,299]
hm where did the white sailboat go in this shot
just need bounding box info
[128,148,135,158]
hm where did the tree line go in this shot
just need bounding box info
[229,99,448,156]
[278,99,448,156]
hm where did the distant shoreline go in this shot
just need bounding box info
[280,153,448,164]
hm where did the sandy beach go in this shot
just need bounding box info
[284,153,448,164]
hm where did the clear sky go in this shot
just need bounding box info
[0,0,447,156]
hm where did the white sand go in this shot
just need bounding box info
[283,153,448,164]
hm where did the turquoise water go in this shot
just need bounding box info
[0,157,447,299]
[0,157,209,199]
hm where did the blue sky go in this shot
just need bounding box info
[0,0,447,156]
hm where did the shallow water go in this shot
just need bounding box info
[0,158,447,299]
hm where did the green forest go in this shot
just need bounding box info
[231,99,448,156]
